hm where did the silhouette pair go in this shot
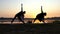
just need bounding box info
[11,4,47,24]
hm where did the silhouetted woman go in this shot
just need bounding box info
[11,11,26,24]
[34,6,47,23]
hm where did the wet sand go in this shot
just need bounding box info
[0,23,60,34]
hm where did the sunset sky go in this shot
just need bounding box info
[0,0,60,18]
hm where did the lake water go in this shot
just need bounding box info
[0,19,56,24]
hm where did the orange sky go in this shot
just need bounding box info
[0,0,60,18]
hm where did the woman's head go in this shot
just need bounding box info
[23,11,26,14]
[43,12,47,16]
